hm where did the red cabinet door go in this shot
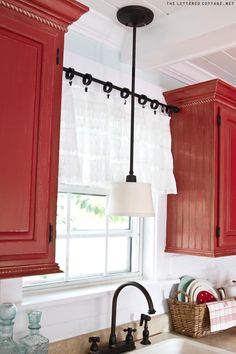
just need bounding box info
[218,105,236,252]
[0,0,88,278]
[0,13,61,276]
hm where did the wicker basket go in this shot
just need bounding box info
[167,290,211,338]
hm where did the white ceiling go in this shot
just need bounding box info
[79,0,184,23]
[159,46,236,87]
[190,48,236,86]
[71,0,236,89]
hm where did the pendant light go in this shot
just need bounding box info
[108,6,155,217]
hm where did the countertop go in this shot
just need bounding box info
[49,326,236,354]
[194,327,236,353]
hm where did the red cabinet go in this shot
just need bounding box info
[0,0,88,278]
[164,79,236,257]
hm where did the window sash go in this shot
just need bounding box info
[23,187,142,288]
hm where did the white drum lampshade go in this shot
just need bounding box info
[108,182,154,217]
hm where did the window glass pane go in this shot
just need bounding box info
[68,237,105,278]
[70,194,106,232]
[108,216,130,231]
[107,237,130,273]
[55,238,67,273]
[23,239,66,286]
[56,193,67,235]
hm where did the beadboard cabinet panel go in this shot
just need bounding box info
[218,106,236,250]
[164,79,236,257]
[0,0,88,278]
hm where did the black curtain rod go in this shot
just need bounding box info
[63,66,180,114]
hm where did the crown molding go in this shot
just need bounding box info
[1,0,88,31]
[164,78,236,109]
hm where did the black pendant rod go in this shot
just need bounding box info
[127,26,137,182]
[63,66,179,114]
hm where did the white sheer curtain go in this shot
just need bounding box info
[59,78,177,194]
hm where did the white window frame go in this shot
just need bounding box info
[23,184,143,290]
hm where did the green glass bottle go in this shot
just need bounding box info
[19,311,49,354]
[0,303,21,354]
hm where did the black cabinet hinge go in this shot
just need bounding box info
[56,48,60,65]
[216,225,220,238]
[49,224,53,243]
[217,113,221,126]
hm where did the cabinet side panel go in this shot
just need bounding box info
[166,103,215,256]
[218,105,236,252]
[228,123,236,230]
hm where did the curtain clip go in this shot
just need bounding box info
[120,87,130,105]
[150,99,159,115]
[103,81,113,99]
[65,67,75,86]
[138,94,148,108]
[82,73,93,92]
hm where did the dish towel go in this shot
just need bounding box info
[207,299,236,332]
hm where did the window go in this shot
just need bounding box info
[23,186,142,287]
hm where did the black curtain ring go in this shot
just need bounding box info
[150,99,159,110]
[138,94,148,106]
[65,67,75,81]
[103,81,113,93]
[120,88,130,99]
[82,73,93,86]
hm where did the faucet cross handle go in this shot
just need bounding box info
[123,327,136,344]
[89,336,100,353]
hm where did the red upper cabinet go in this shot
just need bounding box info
[164,79,236,257]
[0,0,88,278]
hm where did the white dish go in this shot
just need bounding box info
[192,286,218,303]
[185,279,200,301]
[185,279,219,302]
[177,275,195,302]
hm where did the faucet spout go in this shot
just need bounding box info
[109,281,156,347]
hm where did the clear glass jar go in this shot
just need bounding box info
[0,303,21,354]
[19,311,49,354]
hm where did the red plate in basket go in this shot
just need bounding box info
[196,290,217,304]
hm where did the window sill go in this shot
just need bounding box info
[19,278,179,311]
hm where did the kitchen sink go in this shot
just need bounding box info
[135,336,234,354]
